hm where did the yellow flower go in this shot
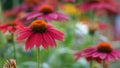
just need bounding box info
[62,3,78,15]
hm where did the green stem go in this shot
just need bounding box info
[0,0,4,23]
[37,48,40,68]
[90,60,93,68]
[11,33,16,59]
[103,60,107,68]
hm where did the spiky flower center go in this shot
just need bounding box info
[30,20,48,33]
[39,5,54,14]
[7,21,16,26]
[97,42,113,53]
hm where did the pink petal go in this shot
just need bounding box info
[17,27,31,34]
[43,32,56,47]
[111,51,119,60]
[92,52,100,57]
[27,13,42,20]
[41,34,49,49]
[48,13,58,19]
[25,34,35,51]
[99,53,107,59]
[34,33,42,48]
[48,29,65,41]
[17,31,32,41]
[57,13,69,20]
[114,50,120,57]
[45,15,52,22]
[106,54,115,61]
[81,48,96,56]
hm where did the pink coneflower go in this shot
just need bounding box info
[23,0,40,12]
[25,4,68,22]
[74,42,120,63]
[80,0,118,13]
[0,20,24,33]
[17,20,65,50]
[4,0,41,20]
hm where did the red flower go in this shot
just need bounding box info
[0,19,24,33]
[17,20,65,50]
[80,0,119,14]
[74,42,120,63]
[25,4,68,22]
[4,0,41,19]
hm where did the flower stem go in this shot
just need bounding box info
[90,60,93,68]
[0,0,4,23]
[103,60,107,68]
[11,33,16,59]
[37,48,40,68]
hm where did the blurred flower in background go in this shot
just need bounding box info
[24,4,68,22]
[0,0,120,68]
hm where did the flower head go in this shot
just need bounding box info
[30,20,48,33]
[74,42,120,63]
[97,42,113,53]
[80,0,118,13]
[25,4,68,22]
[0,19,24,33]
[5,0,40,18]
[17,20,65,50]
[38,5,54,15]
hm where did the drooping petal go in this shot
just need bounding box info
[81,47,96,56]
[48,29,65,41]
[17,31,32,41]
[48,13,58,19]
[92,52,100,57]
[45,15,52,22]
[57,13,69,21]
[27,13,42,20]
[113,50,120,57]
[99,53,107,60]
[74,47,96,61]
[34,33,42,48]
[106,54,114,61]
[43,32,56,47]
[25,34,35,51]
[110,51,119,60]
[41,34,49,49]
[17,27,31,34]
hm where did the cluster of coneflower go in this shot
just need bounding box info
[0,0,120,68]
[0,0,68,68]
